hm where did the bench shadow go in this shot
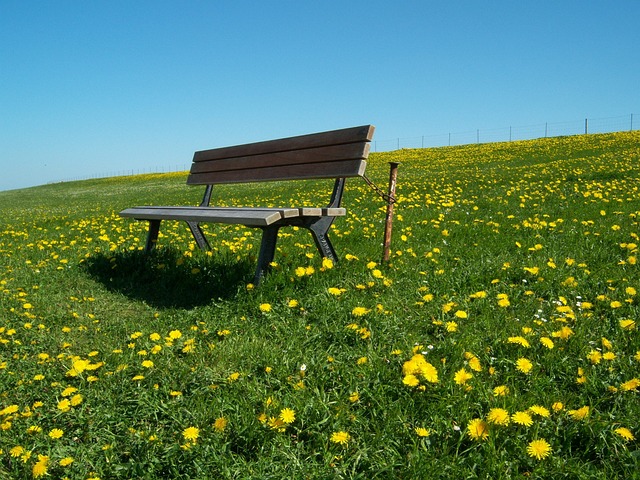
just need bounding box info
[83,249,253,309]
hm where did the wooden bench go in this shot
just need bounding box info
[119,125,375,284]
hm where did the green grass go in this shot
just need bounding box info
[1,131,639,479]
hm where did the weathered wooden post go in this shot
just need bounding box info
[382,162,399,263]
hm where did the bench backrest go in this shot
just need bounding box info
[186,125,375,185]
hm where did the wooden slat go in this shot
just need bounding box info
[193,125,375,162]
[189,143,370,175]
[186,159,367,185]
[119,206,301,227]
[298,208,346,217]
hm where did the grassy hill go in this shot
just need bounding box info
[1,131,639,479]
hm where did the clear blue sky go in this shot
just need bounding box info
[2,1,639,191]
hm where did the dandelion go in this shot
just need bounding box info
[57,399,71,412]
[403,374,420,387]
[552,402,564,412]
[330,431,351,446]
[259,303,272,313]
[415,427,430,437]
[168,330,182,339]
[352,306,370,316]
[182,426,199,442]
[540,337,555,349]
[59,457,74,466]
[327,287,343,296]
[516,358,533,374]
[349,391,360,403]
[454,310,467,319]
[454,368,473,385]
[529,405,550,418]
[279,408,296,424]
[141,360,154,368]
[32,455,49,478]
[614,427,634,441]
[487,408,510,426]
[48,428,64,439]
[508,336,530,348]
[527,439,552,460]
[620,378,640,391]
[466,418,489,441]
[493,385,509,397]
[568,406,590,420]
[213,417,227,433]
[619,319,636,330]
[10,445,24,457]
[511,411,533,427]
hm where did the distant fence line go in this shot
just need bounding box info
[372,113,636,152]
[56,113,636,183]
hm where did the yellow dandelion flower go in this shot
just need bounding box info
[614,427,634,441]
[493,385,509,397]
[468,356,482,372]
[32,455,49,478]
[527,439,552,460]
[568,406,590,420]
[487,408,510,426]
[279,408,295,424]
[59,457,74,467]
[10,446,25,457]
[327,287,343,296]
[620,378,640,391]
[529,405,550,418]
[213,417,227,433]
[351,306,370,316]
[168,330,182,339]
[403,374,420,387]
[415,427,430,437]
[330,431,351,445]
[619,319,636,330]
[511,411,533,427]
[259,303,272,313]
[182,426,199,442]
[454,368,473,385]
[349,391,360,403]
[540,337,555,349]
[516,358,533,374]
[466,418,489,441]
[57,399,71,412]
[508,336,530,348]
[586,350,602,364]
[48,428,64,439]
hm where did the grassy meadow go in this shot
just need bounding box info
[0,131,639,479]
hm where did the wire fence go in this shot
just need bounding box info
[56,113,636,183]
[372,113,637,152]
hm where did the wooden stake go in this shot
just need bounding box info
[382,162,399,263]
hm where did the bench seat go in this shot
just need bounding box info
[120,206,346,227]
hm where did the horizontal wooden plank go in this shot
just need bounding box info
[187,159,367,185]
[189,143,370,175]
[193,125,375,162]
[120,206,289,226]
[298,208,346,217]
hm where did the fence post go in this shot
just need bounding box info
[382,162,399,264]
[585,118,588,134]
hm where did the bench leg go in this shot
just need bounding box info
[254,226,280,285]
[306,217,339,262]
[186,222,211,251]
[145,220,162,252]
